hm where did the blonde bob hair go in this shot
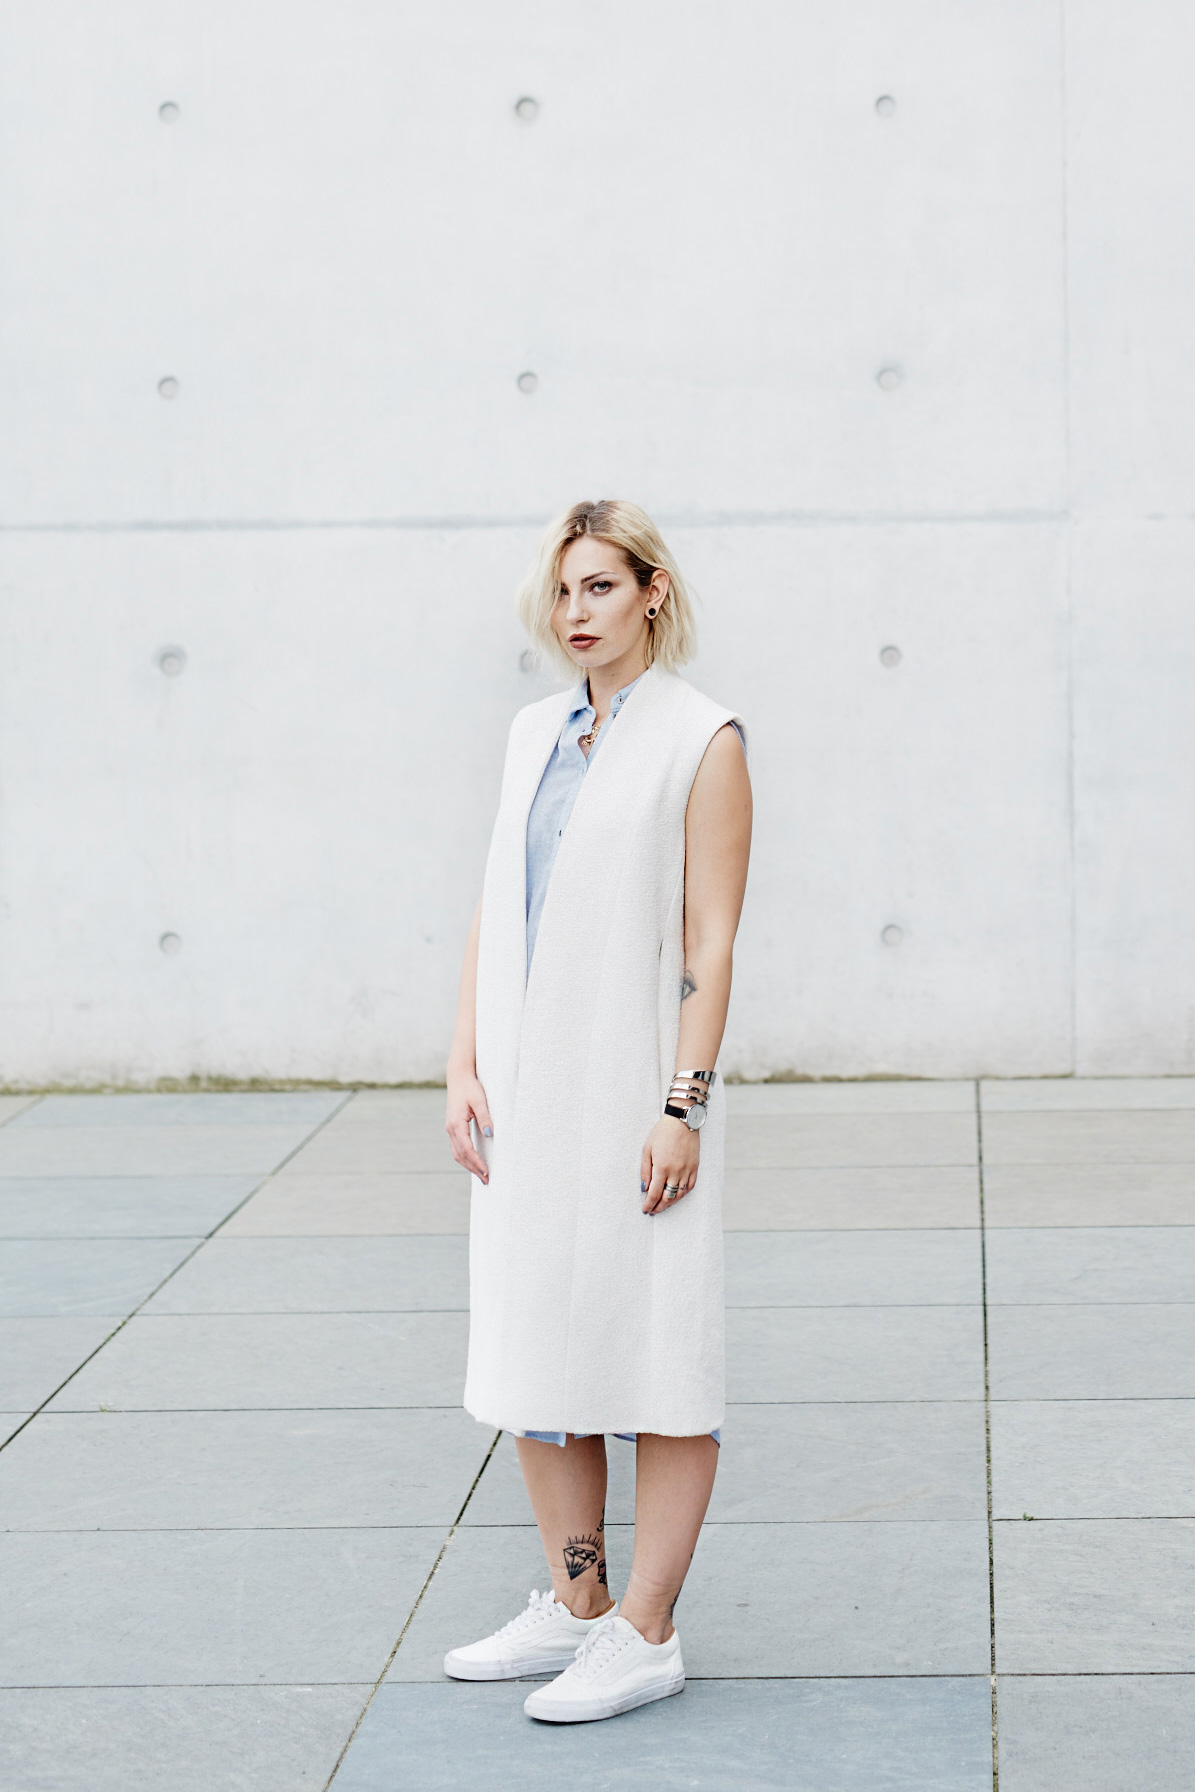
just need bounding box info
[517,499,697,678]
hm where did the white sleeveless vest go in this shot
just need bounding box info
[465,663,744,1437]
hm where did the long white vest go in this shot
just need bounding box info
[464,664,744,1437]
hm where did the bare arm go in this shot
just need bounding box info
[445,895,493,1183]
[641,723,752,1214]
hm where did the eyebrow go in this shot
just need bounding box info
[559,570,618,592]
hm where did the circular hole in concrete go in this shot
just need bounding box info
[514,96,540,122]
[516,370,538,395]
[159,932,183,955]
[157,376,180,400]
[155,645,187,677]
[879,645,902,668]
[875,95,896,118]
[876,365,903,392]
[881,924,904,947]
[159,101,181,123]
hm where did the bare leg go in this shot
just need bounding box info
[619,1433,719,1644]
[515,1434,615,1620]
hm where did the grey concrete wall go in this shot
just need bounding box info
[1,1,1192,1084]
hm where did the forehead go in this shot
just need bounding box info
[559,535,626,583]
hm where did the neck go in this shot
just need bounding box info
[585,648,649,721]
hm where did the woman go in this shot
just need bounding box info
[443,499,751,1724]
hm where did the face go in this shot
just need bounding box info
[552,536,669,672]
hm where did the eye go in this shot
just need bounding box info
[590,580,612,593]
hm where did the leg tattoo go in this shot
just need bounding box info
[563,1534,603,1580]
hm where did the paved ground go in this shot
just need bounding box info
[0,1080,1193,1790]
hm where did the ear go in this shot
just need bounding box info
[646,569,670,617]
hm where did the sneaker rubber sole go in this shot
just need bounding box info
[524,1672,685,1722]
[444,1649,582,1682]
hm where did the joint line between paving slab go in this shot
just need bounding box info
[976,1082,999,1791]
[0,1092,355,1456]
[322,1427,503,1790]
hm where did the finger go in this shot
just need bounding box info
[644,1160,677,1216]
[471,1095,494,1141]
[449,1121,489,1182]
[640,1148,658,1214]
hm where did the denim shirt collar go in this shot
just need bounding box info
[569,669,645,723]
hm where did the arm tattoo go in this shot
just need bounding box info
[563,1533,603,1580]
[681,969,697,1001]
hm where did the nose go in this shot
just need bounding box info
[565,590,589,622]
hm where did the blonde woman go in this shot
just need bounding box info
[444,499,751,1723]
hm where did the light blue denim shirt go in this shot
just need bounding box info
[524,672,644,972]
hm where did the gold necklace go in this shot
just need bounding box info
[578,715,603,751]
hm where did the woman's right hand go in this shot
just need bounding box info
[445,1068,494,1183]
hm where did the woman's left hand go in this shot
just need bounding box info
[640,1117,700,1215]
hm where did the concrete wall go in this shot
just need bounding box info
[1,1,1192,1085]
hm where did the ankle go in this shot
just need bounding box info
[558,1587,615,1621]
[618,1603,673,1646]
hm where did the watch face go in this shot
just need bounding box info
[686,1102,708,1130]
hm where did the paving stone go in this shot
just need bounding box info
[390,1521,991,1681]
[684,1520,991,1676]
[983,1163,1195,1227]
[144,1235,468,1313]
[0,1125,319,1178]
[988,1305,1195,1398]
[337,1677,994,1792]
[726,1113,978,1169]
[986,1225,1195,1304]
[982,1077,1195,1112]
[994,1518,1195,1671]
[0,1095,40,1125]
[0,1685,368,1792]
[0,1317,123,1409]
[728,1306,985,1401]
[45,1311,469,1410]
[221,1170,470,1236]
[725,1230,982,1307]
[14,1092,348,1128]
[996,1674,1195,1792]
[464,1403,988,1526]
[0,1238,200,1317]
[338,1089,448,1124]
[724,1165,979,1230]
[990,1400,1195,1518]
[0,1408,498,1531]
[0,1527,440,1684]
[0,1176,262,1238]
[279,1125,458,1175]
[726,1081,977,1115]
[982,1109,1195,1165]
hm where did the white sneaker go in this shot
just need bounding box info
[443,1588,618,1682]
[523,1613,685,1722]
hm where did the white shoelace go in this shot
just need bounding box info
[495,1588,561,1640]
[571,1615,629,1680]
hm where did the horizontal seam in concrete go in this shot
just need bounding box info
[0,1518,993,1534]
[0,510,1068,536]
[0,1671,1005,1689]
